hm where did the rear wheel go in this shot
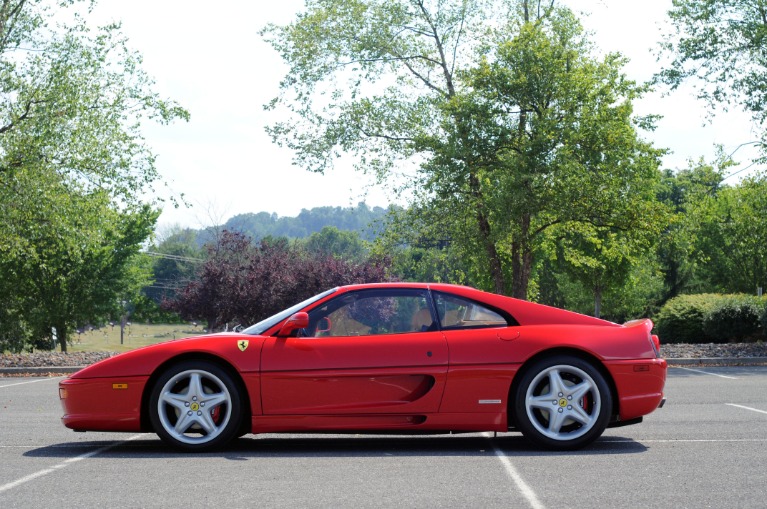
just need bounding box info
[149,361,242,451]
[513,355,612,450]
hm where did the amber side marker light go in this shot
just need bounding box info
[112,383,128,390]
[59,388,68,399]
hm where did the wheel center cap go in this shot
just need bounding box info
[190,402,200,412]
[558,398,567,407]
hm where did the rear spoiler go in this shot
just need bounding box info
[624,318,661,357]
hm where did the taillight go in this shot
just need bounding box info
[651,334,661,357]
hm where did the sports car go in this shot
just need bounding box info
[59,283,667,451]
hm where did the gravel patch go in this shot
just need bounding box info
[1,352,117,369]
[660,342,767,359]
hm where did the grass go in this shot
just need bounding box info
[68,323,208,353]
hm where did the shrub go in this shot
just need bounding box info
[703,294,764,343]
[654,294,720,344]
[655,294,767,344]
[762,301,767,336]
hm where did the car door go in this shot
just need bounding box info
[260,288,448,415]
[433,291,521,414]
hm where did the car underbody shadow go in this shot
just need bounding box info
[24,432,648,459]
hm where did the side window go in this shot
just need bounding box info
[307,289,434,337]
[434,292,508,329]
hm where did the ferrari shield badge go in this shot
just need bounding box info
[237,339,249,352]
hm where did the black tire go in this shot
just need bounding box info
[512,355,612,450]
[149,360,243,452]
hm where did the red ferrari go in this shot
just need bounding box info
[59,283,666,451]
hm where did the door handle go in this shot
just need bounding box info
[498,331,520,341]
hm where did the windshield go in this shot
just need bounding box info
[240,288,337,336]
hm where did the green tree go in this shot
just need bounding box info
[302,226,369,260]
[419,8,666,298]
[1,167,158,352]
[372,204,479,286]
[658,0,767,160]
[0,1,188,351]
[691,172,767,293]
[655,156,728,299]
[658,156,767,297]
[203,203,391,244]
[537,253,664,323]
[543,225,652,318]
[0,1,188,202]
[0,291,30,352]
[146,227,202,304]
[265,0,666,298]
[263,0,517,293]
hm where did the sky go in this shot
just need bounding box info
[90,0,761,232]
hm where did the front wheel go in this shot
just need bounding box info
[149,361,243,451]
[513,355,612,450]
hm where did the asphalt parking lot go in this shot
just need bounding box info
[1,366,765,508]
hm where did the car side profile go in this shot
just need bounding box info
[59,283,667,451]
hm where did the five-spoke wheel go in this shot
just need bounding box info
[513,355,611,450]
[149,361,242,451]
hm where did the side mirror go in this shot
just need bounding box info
[276,312,309,337]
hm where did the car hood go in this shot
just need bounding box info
[69,332,264,379]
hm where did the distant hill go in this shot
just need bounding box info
[195,202,394,245]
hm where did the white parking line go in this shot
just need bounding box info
[483,433,545,509]
[609,438,767,443]
[677,367,738,379]
[0,434,146,494]
[726,403,767,415]
[0,378,61,389]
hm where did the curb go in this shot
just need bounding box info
[666,357,767,366]
[0,366,84,376]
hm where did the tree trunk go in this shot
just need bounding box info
[510,59,532,300]
[511,213,532,299]
[477,209,506,295]
[57,323,68,353]
[510,247,533,299]
[594,286,602,318]
[468,169,506,295]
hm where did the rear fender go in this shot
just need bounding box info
[507,347,620,428]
